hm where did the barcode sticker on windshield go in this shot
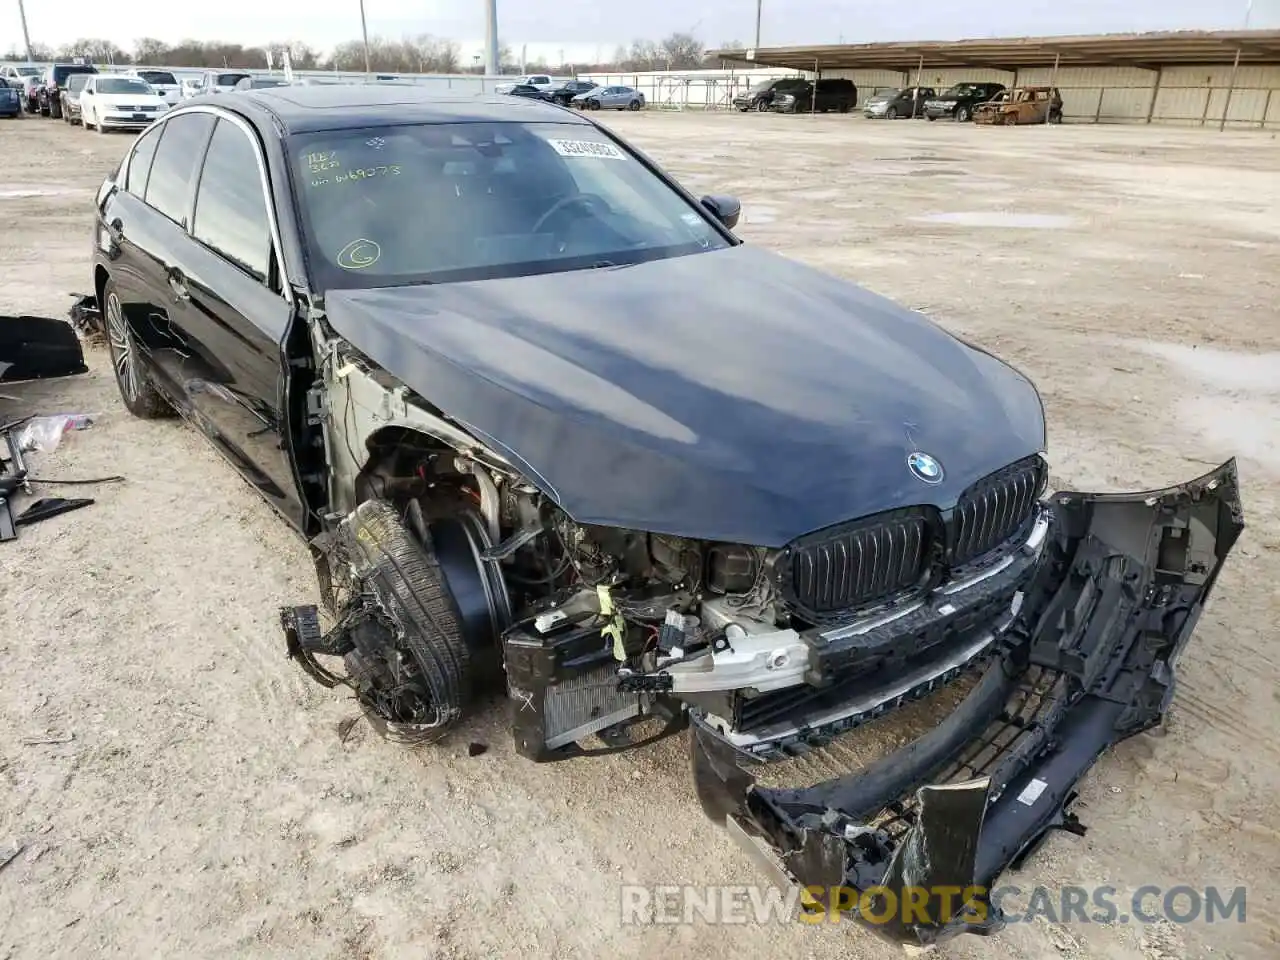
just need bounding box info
[546,138,625,160]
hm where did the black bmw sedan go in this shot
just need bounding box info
[88,86,1241,946]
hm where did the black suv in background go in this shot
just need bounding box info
[924,82,1007,122]
[38,62,98,118]
[772,77,858,113]
[733,76,808,111]
[548,80,597,106]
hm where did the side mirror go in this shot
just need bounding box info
[700,194,741,230]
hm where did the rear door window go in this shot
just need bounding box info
[145,112,217,226]
[191,119,273,281]
[126,125,163,196]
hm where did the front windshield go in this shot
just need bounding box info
[290,121,731,288]
[96,78,152,95]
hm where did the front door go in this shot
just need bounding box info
[171,116,305,529]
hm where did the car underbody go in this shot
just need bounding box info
[270,310,1242,945]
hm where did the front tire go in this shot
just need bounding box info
[586,99,600,110]
[339,500,473,744]
[754,99,769,112]
[956,105,971,122]
[103,281,171,419]
[886,106,898,120]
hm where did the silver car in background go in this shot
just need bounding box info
[570,84,645,111]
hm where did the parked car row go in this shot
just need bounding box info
[2,61,325,130]
[729,78,1065,125]
[734,77,858,113]
[503,78,646,111]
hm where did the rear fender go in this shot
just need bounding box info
[694,459,1244,946]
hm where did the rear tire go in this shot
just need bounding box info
[103,280,171,419]
[754,99,769,112]
[628,99,641,111]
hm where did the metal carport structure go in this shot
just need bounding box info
[711,30,1280,128]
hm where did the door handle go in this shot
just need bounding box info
[167,269,190,303]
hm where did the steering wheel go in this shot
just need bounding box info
[531,193,600,235]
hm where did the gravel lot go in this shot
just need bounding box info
[1,109,1278,960]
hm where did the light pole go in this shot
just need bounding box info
[17,0,35,62]
[359,0,372,79]
[755,0,762,49]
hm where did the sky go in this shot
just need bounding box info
[9,0,1278,64]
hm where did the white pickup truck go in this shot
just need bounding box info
[126,68,182,106]
[493,73,554,95]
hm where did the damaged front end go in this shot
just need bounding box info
[692,460,1243,946]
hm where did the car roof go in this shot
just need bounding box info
[193,84,592,135]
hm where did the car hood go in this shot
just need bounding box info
[323,245,1045,546]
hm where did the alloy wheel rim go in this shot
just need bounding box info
[105,293,138,402]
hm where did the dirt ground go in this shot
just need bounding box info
[1,109,1278,960]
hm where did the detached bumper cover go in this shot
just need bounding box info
[693,460,1242,946]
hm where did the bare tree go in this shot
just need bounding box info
[133,37,169,65]
[57,38,131,65]
[660,32,705,69]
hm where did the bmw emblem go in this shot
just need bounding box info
[907,451,945,485]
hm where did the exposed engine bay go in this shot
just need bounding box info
[283,336,1050,761]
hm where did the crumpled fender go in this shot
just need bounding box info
[694,459,1244,945]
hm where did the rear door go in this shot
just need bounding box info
[175,116,303,527]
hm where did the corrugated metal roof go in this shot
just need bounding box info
[712,30,1280,72]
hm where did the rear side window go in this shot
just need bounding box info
[192,119,272,281]
[216,73,249,87]
[145,112,216,226]
[126,126,162,195]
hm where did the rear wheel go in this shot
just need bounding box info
[754,99,769,112]
[103,281,171,419]
[49,101,61,119]
[627,99,641,111]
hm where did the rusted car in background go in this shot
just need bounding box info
[974,86,1064,125]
